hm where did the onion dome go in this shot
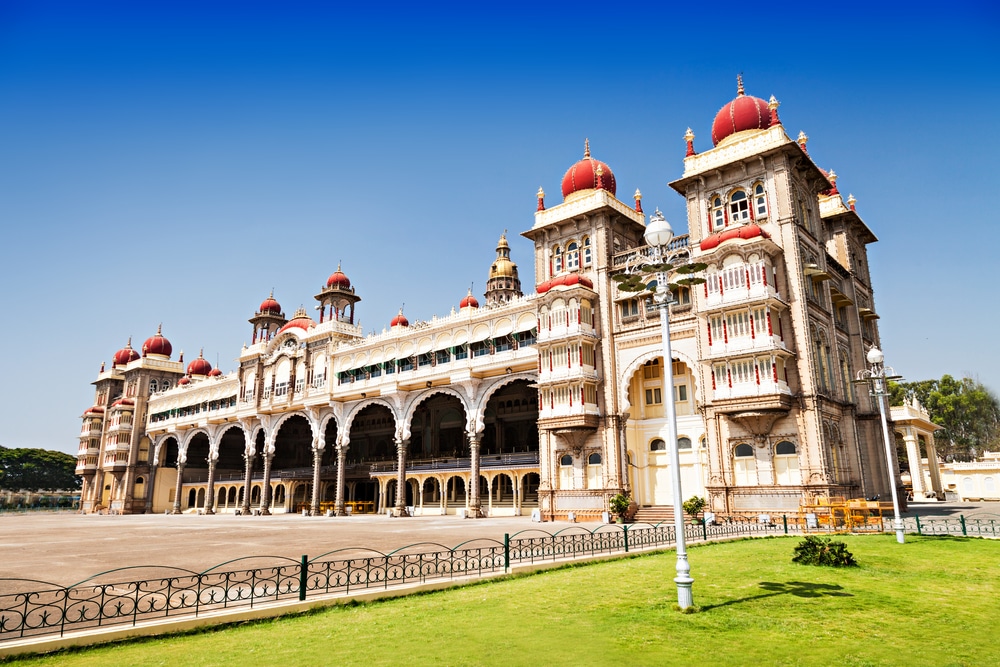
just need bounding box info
[142,324,173,359]
[326,262,351,289]
[561,139,617,200]
[711,76,772,147]
[187,349,212,377]
[259,290,282,314]
[699,223,771,251]
[177,376,191,386]
[390,308,409,328]
[489,233,516,279]
[460,289,479,309]
[535,273,595,294]
[112,338,140,367]
[208,367,223,377]
[277,307,316,334]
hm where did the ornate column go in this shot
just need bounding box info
[204,444,219,515]
[145,441,160,514]
[171,446,187,514]
[260,433,275,515]
[468,431,482,517]
[903,431,925,499]
[334,433,349,516]
[394,435,408,516]
[309,433,325,516]
[240,441,256,515]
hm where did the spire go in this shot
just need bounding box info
[634,188,643,214]
[684,127,696,157]
[797,131,809,154]
[584,138,591,158]
[737,73,745,96]
[847,193,857,211]
[768,95,780,127]
[537,186,545,211]
[827,169,839,195]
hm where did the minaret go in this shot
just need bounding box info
[249,291,287,344]
[484,232,522,306]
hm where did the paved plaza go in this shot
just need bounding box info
[0,512,587,587]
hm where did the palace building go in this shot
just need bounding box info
[77,79,898,520]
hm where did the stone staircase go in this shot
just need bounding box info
[633,505,677,525]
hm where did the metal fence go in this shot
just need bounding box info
[0,515,990,643]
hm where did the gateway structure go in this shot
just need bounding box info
[77,80,896,520]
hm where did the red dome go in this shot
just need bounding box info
[208,367,223,377]
[259,292,282,314]
[535,273,595,294]
[111,398,134,408]
[711,83,772,146]
[83,406,105,416]
[561,140,616,200]
[177,376,191,386]
[460,291,479,309]
[113,340,140,367]
[187,351,212,377]
[326,265,351,288]
[699,223,770,251]
[390,311,409,328]
[142,325,172,359]
[277,308,316,334]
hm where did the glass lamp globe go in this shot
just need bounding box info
[644,210,674,248]
[866,347,884,365]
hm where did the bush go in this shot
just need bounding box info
[609,494,631,517]
[792,536,858,567]
[682,496,706,518]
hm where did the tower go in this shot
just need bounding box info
[249,291,287,344]
[484,233,522,306]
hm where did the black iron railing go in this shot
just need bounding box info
[0,515,992,643]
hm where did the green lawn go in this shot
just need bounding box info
[4,535,998,666]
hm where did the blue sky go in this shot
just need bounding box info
[1,1,997,454]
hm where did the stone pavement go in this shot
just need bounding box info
[0,512,587,587]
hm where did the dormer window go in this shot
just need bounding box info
[729,190,750,223]
[711,196,725,230]
[753,183,768,219]
[566,241,580,270]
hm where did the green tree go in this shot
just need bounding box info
[0,446,81,491]
[888,375,1000,461]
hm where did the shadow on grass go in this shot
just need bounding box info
[700,581,852,611]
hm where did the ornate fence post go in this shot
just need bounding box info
[623,524,629,553]
[299,555,308,601]
[504,533,510,572]
[915,515,922,535]
[783,515,788,535]
[960,515,967,536]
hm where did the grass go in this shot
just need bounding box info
[3,535,998,666]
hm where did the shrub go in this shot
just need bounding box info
[609,494,631,517]
[792,536,858,567]
[682,496,706,519]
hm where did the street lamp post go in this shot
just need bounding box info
[856,347,905,544]
[633,209,704,609]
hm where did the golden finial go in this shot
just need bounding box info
[737,73,745,96]
[199,347,204,358]
[634,188,642,200]
[537,187,544,198]
[828,169,838,185]
[156,323,162,335]
[584,138,591,158]
[768,95,779,111]
[595,163,603,176]
[684,127,694,143]
[847,194,857,210]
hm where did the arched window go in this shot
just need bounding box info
[553,246,564,274]
[161,381,171,391]
[729,190,750,223]
[699,436,707,449]
[566,241,580,270]
[149,379,158,394]
[753,183,768,218]
[559,453,574,490]
[587,453,602,465]
[677,437,692,450]
[650,438,666,452]
[962,477,974,495]
[586,452,602,488]
[711,196,725,231]
[734,443,757,485]
[774,440,801,485]
[582,236,592,266]
[983,477,996,494]
[560,454,573,466]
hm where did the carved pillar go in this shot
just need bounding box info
[468,431,482,517]
[394,435,408,515]
[903,432,925,498]
[240,446,255,515]
[204,449,219,515]
[334,437,348,516]
[171,462,185,514]
[260,450,274,515]
[310,437,324,516]
[145,453,158,514]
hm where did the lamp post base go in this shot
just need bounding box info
[894,518,905,544]
[675,576,694,610]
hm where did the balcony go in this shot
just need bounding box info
[713,379,792,401]
[370,451,540,475]
[707,334,789,358]
[703,283,781,311]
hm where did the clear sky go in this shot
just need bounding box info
[1,1,997,454]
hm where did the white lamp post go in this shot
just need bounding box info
[857,346,905,544]
[644,209,695,609]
